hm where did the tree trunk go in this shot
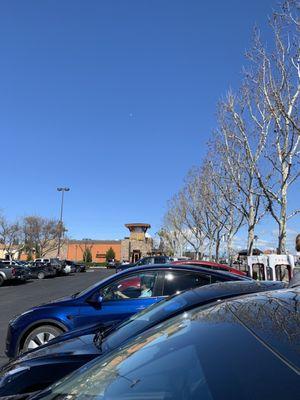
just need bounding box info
[215,232,221,262]
[208,239,213,261]
[278,164,288,254]
[227,235,233,262]
[247,195,255,256]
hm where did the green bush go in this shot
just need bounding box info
[105,247,116,261]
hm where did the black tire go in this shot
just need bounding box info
[37,271,45,279]
[22,325,64,353]
[0,275,4,287]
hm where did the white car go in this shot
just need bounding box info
[62,265,71,274]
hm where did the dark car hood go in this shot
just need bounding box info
[37,322,106,347]
[3,334,100,369]
[0,335,101,398]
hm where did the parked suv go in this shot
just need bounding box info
[28,261,56,280]
[35,258,64,275]
[0,263,15,286]
[0,262,29,286]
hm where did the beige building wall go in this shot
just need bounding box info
[121,223,153,263]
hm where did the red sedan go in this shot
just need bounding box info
[171,260,246,276]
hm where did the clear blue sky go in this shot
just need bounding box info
[1,0,298,245]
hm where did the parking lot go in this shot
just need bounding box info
[0,268,114,366]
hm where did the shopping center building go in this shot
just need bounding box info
[66,223,153,263]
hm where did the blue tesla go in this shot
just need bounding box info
[6,264,249,358]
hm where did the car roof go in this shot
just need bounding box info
[118,263,249,280]
[172,259,234,268]
[182,279,286,305]
[142,255,169,259]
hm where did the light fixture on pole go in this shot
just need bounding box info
[57,187,70,258]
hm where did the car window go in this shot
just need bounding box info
[155,257,167,264]
[100,272,159,300]
[162,271,221,296]
[137,258,152,266]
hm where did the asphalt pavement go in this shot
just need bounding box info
[0,269,114,367]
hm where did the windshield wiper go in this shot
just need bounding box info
[93,323,119,350]
[93,330,106,351]
[71,292,79,299]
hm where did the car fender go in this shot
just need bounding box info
[0,271,7,280]
[17,318,69,354]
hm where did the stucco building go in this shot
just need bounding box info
[65,223,153,263]
[66,240,121,263]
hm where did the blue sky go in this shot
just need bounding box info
[0,0,298,247]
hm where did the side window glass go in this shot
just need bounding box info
[101,272,159,301]
[155,257,166,264]
[162,271,212,296]
[138,258,152,266]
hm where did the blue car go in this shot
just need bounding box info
[6,264,249,358]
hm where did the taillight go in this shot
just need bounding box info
[12,268,16,276]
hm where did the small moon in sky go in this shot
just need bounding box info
[129,113,133,118]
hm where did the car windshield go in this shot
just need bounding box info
[99,293,192,350]
[75,274,116,298]
[33,291,300,400]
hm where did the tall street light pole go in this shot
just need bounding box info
[57,187,70,258]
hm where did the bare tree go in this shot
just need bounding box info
[164,189,204,260]
[157,227,188,257]
[163,163,244,262]
[199,161,243,261]
[23,216,63,258]
[214,88,267,256]
[245,0,300,253]
[211,167,245,260]
[0,215,23,261]
[161,1,299,258]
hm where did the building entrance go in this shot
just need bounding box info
[132,250,141,263]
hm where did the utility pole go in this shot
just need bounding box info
[57,187,70,258]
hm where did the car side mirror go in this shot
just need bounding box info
[87,292,103,309]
